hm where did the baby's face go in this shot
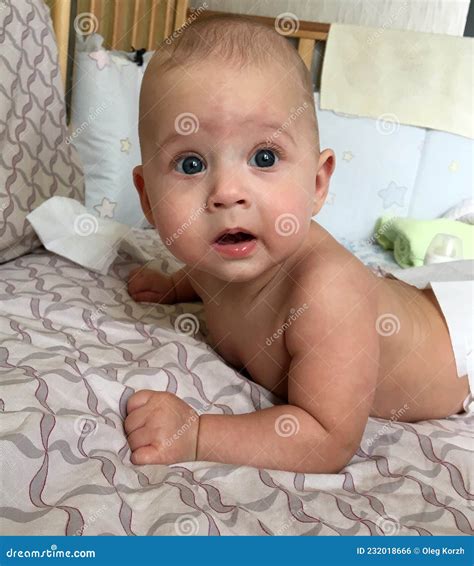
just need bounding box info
[135,60,327,282]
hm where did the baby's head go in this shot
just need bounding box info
[134,14,335,282]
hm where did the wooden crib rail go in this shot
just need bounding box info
[48,0,330,89]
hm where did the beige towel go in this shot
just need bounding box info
[320,24,474,139]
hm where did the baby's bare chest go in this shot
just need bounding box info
[203,301,292,399]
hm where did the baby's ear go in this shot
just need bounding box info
[133,165,155,226]
[312,149,335,216]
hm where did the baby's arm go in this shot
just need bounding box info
[128,265,200,303]
[197,280,380,473]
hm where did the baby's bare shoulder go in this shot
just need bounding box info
[288,233,376,311]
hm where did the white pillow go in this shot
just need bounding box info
[70,34,153,228]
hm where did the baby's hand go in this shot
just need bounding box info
[125,390,200,465]
[127,266,176,303]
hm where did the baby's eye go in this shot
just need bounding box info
[175,155,205,175]
[249,148,279,168]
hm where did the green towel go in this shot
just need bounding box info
[374,215,474,268]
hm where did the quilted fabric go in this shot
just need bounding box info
[0,0,84,263]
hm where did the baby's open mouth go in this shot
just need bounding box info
[214,229,256,245]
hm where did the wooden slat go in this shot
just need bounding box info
[187,8,330,41]
[51,0,71,89]
[147,0,160,49]
[175,0,189,30]
[132,0,147,48]
[298,38,315,69]
[89,0,103,29]
[112,0,127,48]
[163,0,176,39]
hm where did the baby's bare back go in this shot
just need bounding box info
[198,224,468,422]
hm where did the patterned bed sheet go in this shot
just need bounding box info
[0,228,472,536]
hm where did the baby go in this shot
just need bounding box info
[124,14,470,473]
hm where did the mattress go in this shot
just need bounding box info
[0,228,472,536]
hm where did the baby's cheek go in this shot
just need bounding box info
[153,207,204,263]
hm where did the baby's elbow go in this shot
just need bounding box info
[306,433,359,474]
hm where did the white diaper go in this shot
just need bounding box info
[382,260,474,415]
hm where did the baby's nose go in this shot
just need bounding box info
[207,182,250,210]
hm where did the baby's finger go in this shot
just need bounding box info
[131,445,163,466]
[128,266,144,283]
[126,389,155,414]
[129,291,164,303]
[124,408,147,436]
[127,427,153,452]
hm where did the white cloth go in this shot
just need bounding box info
[320,24,474,139]
[26,197,154,275]
[383,260,474,413]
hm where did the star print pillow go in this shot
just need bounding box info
[314,93,425,241]
[70,34,153,228]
